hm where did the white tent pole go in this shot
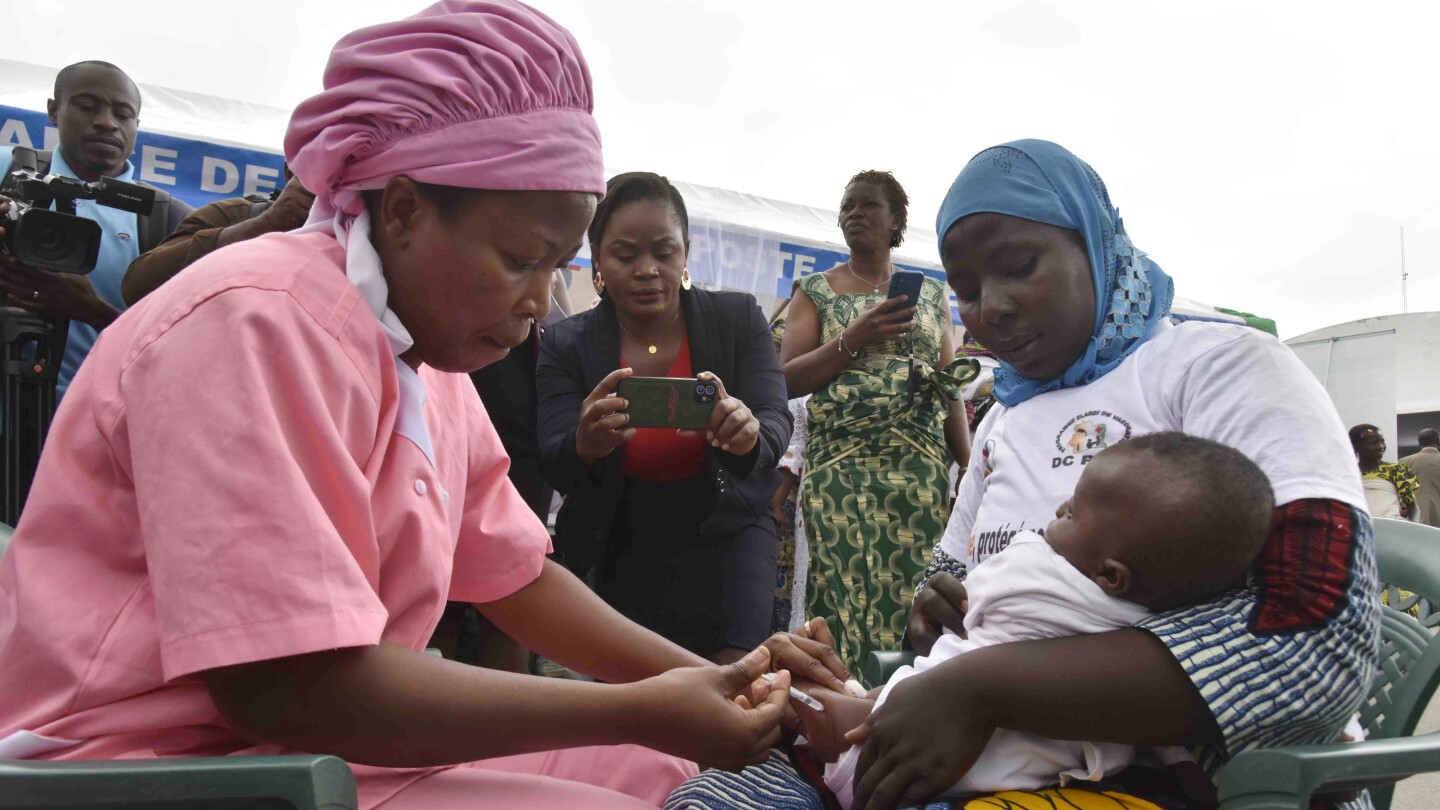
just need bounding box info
[1401,226,1409,314]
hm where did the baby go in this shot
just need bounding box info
[801,431,1275,806]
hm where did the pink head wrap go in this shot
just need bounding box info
[286,0,604,220]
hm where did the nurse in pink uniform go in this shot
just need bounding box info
[0,2,807,807]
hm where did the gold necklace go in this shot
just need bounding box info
[617,309,682,354]
[845,261,893,294]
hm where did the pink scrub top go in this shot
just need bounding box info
[0,230,554,804]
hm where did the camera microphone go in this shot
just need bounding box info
[95,178,156,216]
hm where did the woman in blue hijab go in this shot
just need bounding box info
[667,141,1378,810]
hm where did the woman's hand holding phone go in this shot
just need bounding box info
[840,297,917,351]
[683,372,760,456]
[575,368,637,466]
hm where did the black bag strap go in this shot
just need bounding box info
[137,189,169,254]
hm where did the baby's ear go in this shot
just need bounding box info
[1094,559,1132,598]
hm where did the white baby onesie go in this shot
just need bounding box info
[825,530,1180,805]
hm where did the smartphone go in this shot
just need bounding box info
[886,269,926,306]
[616,377,718,430]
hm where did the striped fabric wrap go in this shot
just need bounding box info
[1142,502,1378,773]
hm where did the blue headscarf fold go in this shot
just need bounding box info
[935,140,1174,406]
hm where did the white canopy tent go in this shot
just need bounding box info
[2,57,1256,331]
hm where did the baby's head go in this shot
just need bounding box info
[1044,432,1273,612]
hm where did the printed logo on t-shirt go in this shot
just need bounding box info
[1051,410,1133,469]
[982,438,996,478]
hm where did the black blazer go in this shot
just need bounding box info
[537,287,792,576]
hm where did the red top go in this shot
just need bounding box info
[621,335,708,482]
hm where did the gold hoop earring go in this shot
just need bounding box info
[593,272,605,295]
[681,268,693,291]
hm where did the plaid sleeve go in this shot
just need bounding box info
[1139,500,1380,775]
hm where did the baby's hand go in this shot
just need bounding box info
[791,685,875,763]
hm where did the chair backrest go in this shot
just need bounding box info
[1364,518,1440,742]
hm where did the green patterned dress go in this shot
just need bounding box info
[798,272,974,672]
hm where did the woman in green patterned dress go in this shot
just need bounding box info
[779,170,973,672]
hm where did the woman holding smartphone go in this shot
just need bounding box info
[537,172,792,664]
[779,170,972,673]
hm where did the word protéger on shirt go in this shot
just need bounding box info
[972,523,1043,559]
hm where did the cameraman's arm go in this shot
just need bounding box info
[123,179,312,305]
[122,199,255,304]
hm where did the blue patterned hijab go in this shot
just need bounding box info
[935,139,1174,406]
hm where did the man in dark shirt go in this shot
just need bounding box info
[122,173,313,304]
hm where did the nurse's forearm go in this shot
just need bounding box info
[478,558,709,681]
[927,628,1218,747]
[203,642,647,767]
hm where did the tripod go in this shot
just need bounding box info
[1,306,66,527]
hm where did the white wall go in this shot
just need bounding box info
[1286,312,1440,416]
[1289,331,1399,461]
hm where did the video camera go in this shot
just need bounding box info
[1,146,156,274]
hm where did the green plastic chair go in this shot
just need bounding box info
[0,518,360,809]
[1218,518,1440,809]
[863,518,1440,810]
[0,754,357,809]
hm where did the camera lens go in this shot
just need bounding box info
[33,225,67,260]
[15,209,101,272]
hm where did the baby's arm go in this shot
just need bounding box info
[792,687,876,763]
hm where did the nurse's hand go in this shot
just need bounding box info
[761,616,852,696]
[635,646,790,772]
[575,367,636,466]
[906,573,968,655]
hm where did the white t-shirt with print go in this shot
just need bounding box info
[941,320,1366,569]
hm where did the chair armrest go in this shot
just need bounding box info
[863,651,917,689]
[0,754,357,810]
[1218,732,1440,809]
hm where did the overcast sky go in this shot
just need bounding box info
[12,0,1438,338]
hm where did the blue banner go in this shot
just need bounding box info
[1,104,285,209]
[775,241,941,296]
[776,241,959,323]
[1,104,962,323]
